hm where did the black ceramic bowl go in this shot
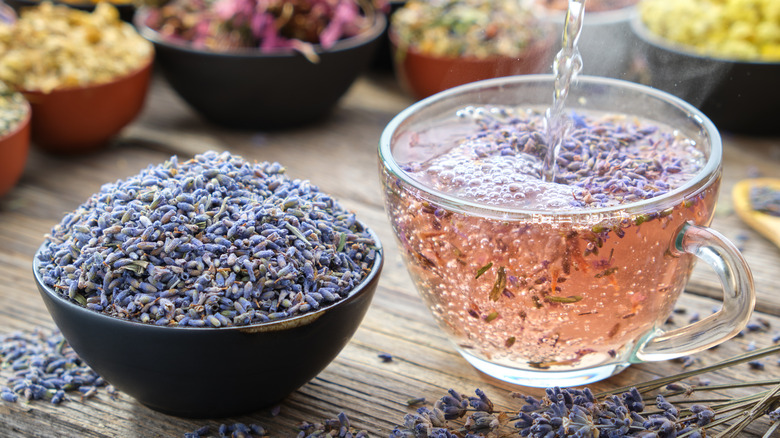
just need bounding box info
[630,14,780,136]
[134,7,386,129]
[32,229,383,418]
[5,0,136,22]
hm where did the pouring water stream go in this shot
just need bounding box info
[543,0,587,182]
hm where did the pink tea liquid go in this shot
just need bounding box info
[382,107,717,371]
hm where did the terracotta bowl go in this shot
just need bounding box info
[0,103,31,197]
[134,7,385,129]
[32,227,383,418]
[390,31,555,100]
[21,57,153,154]
[630,15,780,136]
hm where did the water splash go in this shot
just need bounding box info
[543,0,587,182]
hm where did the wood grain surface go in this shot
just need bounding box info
[1,72,779,437]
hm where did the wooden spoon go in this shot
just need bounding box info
[732,178,780,248]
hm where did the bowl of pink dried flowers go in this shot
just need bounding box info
[135,0,386,128]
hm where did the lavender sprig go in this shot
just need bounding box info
[390,344,780,437]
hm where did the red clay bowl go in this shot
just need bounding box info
[0,102,31,197]
[134,7,385,129]
[32,227,383,418]
[21,57,153,154]
[390,31,556,100]
[630,14,780,136]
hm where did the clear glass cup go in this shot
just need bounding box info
[378,75,755,387]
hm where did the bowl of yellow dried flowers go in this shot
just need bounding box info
[0,2,154,153]
[631,0,780,136]
[135,0,385,128]
[389,0,555,100]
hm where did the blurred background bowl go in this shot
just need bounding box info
[390,31,555,100]
[21,57,153,154]
[539,0,639,79]
[630,14,780,136]
[370,0,407,71]
[5,0,136,22]
[134,7,386,129]
[32,228,383,418]
[0,101,31,197]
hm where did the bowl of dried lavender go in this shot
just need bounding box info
[134,0,386,128]
[32,151,383,417]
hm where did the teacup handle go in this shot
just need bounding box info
[633,221,755,362]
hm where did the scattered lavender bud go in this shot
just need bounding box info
[407,397,426,406]
[378,353,394,363]
[688,313,700,324]
[748,360,765,370]
[676,356,697,368]
[298,412,365,438]
[0,328,109,404]
[746,341,757,352]
[746,321,768,332]
[271,405,281,417]
[184,423,266,438]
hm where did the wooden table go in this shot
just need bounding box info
[1,71,779,437]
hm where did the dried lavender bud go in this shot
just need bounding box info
[750,185,780,217]
[688,313,700,324]
[463,411,500,432]
[769,407,780,422]
[690,404,715,426]
[656,394,678,419]
[298,412,365,438]
[36,152,379,328]
[0,328,108,404]
[468,389,494,413]
[748,360,765,370]
[378,353,394,362]
[407,397,427,406]
[623,387,645,413]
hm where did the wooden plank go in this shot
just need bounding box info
[1,72,779,437]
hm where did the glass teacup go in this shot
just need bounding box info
[378,75,754,387]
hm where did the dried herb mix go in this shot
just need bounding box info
[0,81,28,136]
[36,151,378,328]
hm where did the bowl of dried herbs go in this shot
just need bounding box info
[32,151,383,417]
[0,2,154,153]
[134,0,386,128]
[389,0,555,100]
[0,81,30,197]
